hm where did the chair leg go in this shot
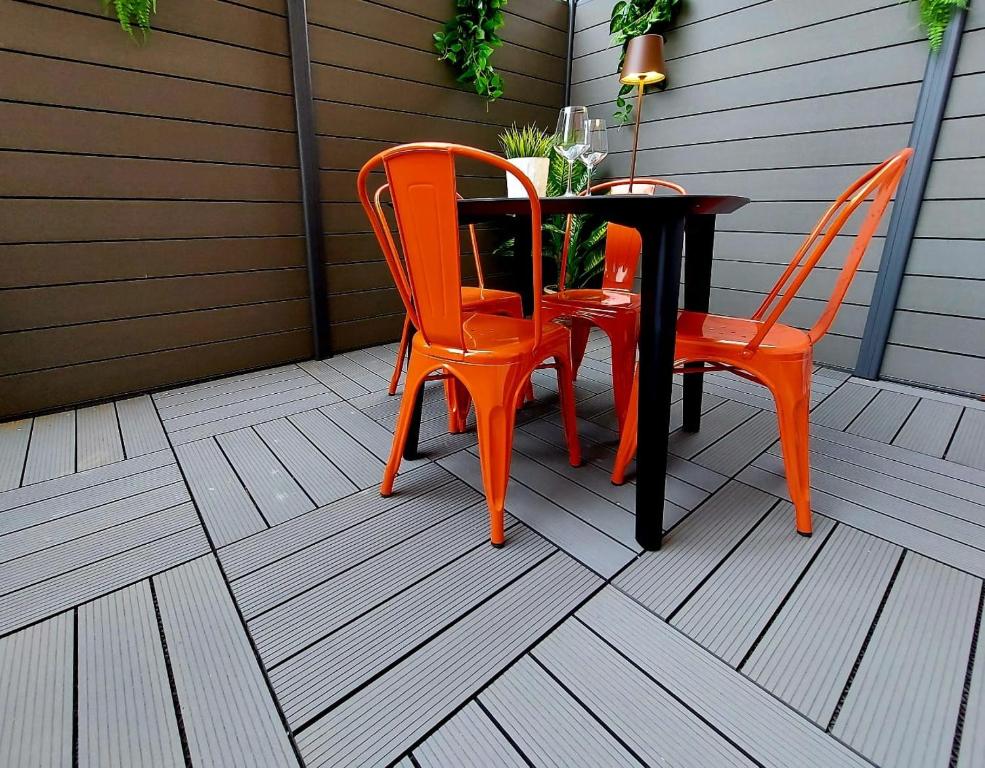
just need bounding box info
[381,353,429,497]
[555,353,582,468]
[775,391,812,535]
[445,376,471,434]
[472,378,520,547]
[389,315,412,396]
[569,318,591,380]
[609,321,638,433]
[612,369,638,485]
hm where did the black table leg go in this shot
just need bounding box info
[636,216,686,551]
[510,215,534,316]
[682,214,716,433]
[402,327,424,460]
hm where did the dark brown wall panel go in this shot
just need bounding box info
[0,0,307,418]
[310,0,569,352]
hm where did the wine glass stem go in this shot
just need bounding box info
[585,163,593,192]
[566,159,574,197]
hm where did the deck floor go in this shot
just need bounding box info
[1,329,983,768]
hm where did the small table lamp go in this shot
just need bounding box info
[620,34,666,191]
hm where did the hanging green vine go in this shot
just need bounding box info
[103,0,157,37]
[609,0,683,123]
[911,0,966,51]
[434,0,508,102]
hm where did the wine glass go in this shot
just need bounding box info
[579,119,608,192]
[555,106,589,197]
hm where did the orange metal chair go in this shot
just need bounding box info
[358,142,581,546]
[611,149,914,537]
[541,178,686,431]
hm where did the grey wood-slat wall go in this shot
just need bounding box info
[570,0,929,370]
[309,0,570,352]
[0,0,310,419]
[880,3,985,395]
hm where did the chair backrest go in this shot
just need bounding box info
[745,148,913,353]
[558,177,686,293]
[358,142,544,353]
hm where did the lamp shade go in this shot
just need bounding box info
[619,34,666,86]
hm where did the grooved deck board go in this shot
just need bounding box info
[742,526,901,725]
[833,554,981,768]
[115,395,170,459]
[957,607,985,768]
[22,411,75,486]
[154,366,306,407]
[846,389,918,443]
[155,556,298,768]
[693,409,778,476]
[78,582,183,768]
[949,409,985,471]
[176,439,266,547]
[0,418,31,492]
[320,400,407,463]
[318,355,389,393]
[0,612,72,767]
[579,587,871,768]
[668,400,760,459]
[298,359,370,399]
[76,403,124,472]
[480,655,642,767]
[414,701,528,768]
[810,382,879,430]
[534,618,755,767]
[295,553,601,768]
[893,397,963,458]
[288,408,384,489]
[671,506,834,664]
[272,524,551,728]
[615,481,777,617]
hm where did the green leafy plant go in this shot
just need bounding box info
[434,0,508,102]
[609,0,683,122]
[498,123,555,158]
[103,0,157,37]
[911,0,966,51]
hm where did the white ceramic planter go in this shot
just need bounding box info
[505,157,550,198]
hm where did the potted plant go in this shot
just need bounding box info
[498,123,554,198]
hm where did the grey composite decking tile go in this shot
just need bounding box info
[294,552,601,768]
[272,524,553,728]
[230,477,484,618]
[949,408,985,471]
[298,359,370,399]
[740,461,985,579]
[438,448,635,578]
[671,505,835,665]
[22,410,75,486]
[155,556,298,768]
[175,439,265,547]
[217,461,452,578]
[701,377,776,412]
[578,587,870,768]
[893,396,963,458]
[216,428,314,525]
[668,399,760,459]
[692,408,779,477]
[0,463,182,537]
[845,388,918,443]
[0,502,198,598]
[343,348,395,378]
[810,381,879,430]
[319,354,390,392]
[254,418,357,506]
[320,400,414,463]
[75,403,124,471]
[78,581,183,768]
[0,611,72,768]
[288,408,385,489]
[480,655,642,767]
[157,374,319,421]
[414,701,528,768]
[0,449,173,513]
[833,553,982,768]
[533,618,755,768]
[0,418,31,491]
[742,526,901,725]
[252,506,515,668]
[0,482,188,562]
[154,364,304,405]
[614,481,777,617]
[115,395,170,458]
[958,607,985,768]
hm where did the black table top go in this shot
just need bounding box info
[457,194,749,225]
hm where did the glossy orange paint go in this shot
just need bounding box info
[611,149,914,536]
[542,178,687,430]
[358,143,581,546]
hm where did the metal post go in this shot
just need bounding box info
[855,9,966,379]
[564,0,576,104]
[286,0,331,359]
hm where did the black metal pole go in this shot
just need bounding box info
[854,9,966,379]
[286,0,331,360]
[564,0,576,104]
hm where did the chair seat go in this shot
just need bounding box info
[675,310,811,357]
[461,286,521,307]
[415,313,568,362]
[542,288,640,312]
